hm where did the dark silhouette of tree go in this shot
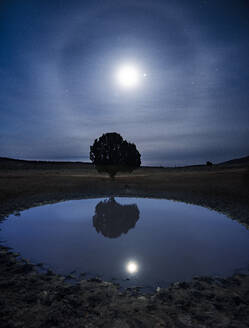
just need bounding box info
[206,161,213,167]
[90,132,141,178]
[93,197,140,238]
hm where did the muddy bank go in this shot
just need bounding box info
[0,188,249,327]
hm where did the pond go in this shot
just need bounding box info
[1,197,249,290]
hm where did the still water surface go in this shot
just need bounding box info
[1,197,249,289]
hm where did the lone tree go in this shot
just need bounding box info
[206,161,213,167]
[90,132,141,178]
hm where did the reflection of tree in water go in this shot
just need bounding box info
[93,197,140,238]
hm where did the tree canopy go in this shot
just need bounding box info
[90,132,141,178]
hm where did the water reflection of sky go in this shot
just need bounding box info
[1,197,249,289]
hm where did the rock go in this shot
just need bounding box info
[87,277,102,283]
[178,314,192,326]
[36,262,44,267]
[12,252,19,257]
[137,296,147,302]
[102,281,113,287]
[39,290,54,305]
[112,319,130,328]
[66,274,76,280]
[46,269,54,276]
[14,263,33,274]
[146,303,157,312]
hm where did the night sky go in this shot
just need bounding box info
[1,0,249,166]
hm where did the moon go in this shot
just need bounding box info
[126,260,138,274]
[116,65,140,89]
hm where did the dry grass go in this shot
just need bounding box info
[0,163,248,206]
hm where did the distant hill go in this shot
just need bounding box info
[0,155,248,170]
[217,155,249,167]
[0,157,92,170]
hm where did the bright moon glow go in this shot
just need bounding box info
[126,261,138,274]
[116,65,139,88]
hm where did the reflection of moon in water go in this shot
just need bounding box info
[126,261,138,274]
[93,197,140,238]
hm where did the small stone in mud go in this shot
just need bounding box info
[146,303,157,312]
[36,262,44,267]
[88,277,102,283]
[66,274,76,280]
[15,263,34,274]
[12,252,19,257]
[46,269,54,276]
[137,296,147,302]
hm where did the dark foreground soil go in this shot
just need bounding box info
[0,162,249,327]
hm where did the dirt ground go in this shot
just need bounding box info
[0,162,249,327]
